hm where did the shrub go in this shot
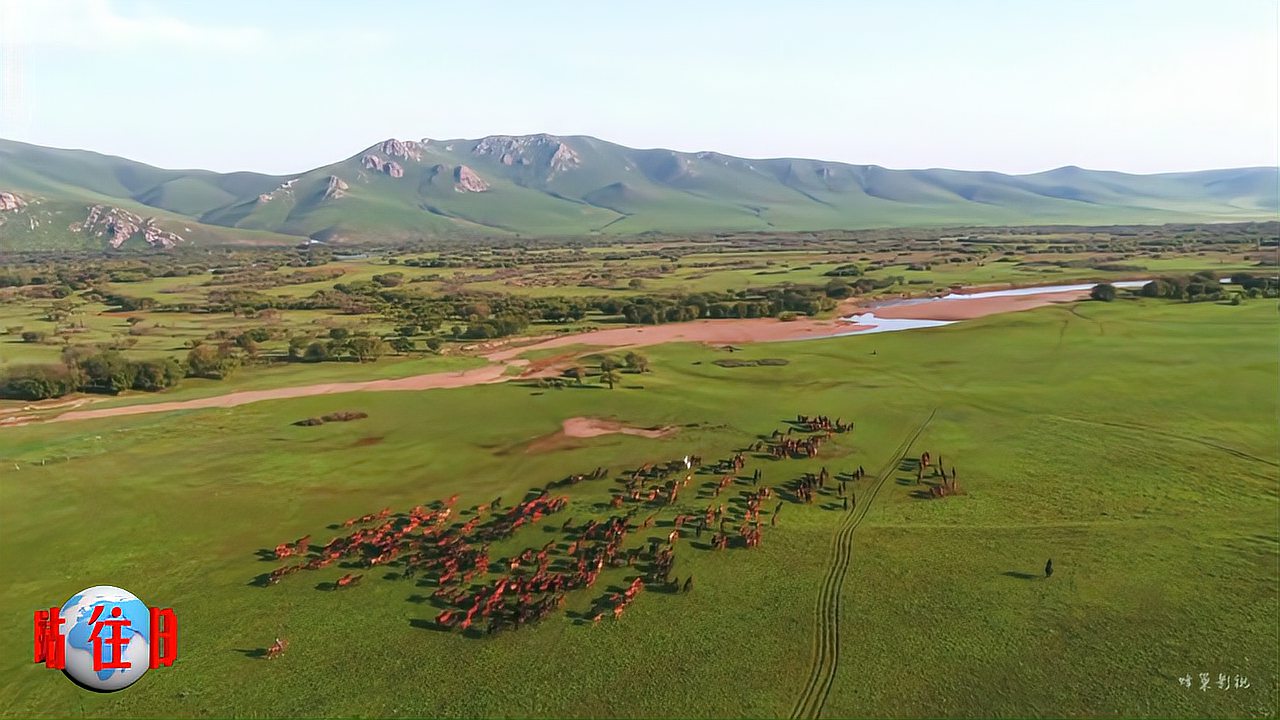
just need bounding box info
[21,331,46,343]
[303,341,331,363]
[81,350,137,394]
[322,411,368,422]
[186,344,240,379]
[131,358,183,391]
[1090,283,1117,302]
[347,336,388,362]
[0,364,78,400]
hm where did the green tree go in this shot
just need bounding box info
[81,350,136,394]
[623,351,649,373]
[132,358,183,391]
[303,341,331,363]
[599,369,622,389]
[186,344,239,379]
[565,366,587,385]
[287,335,311,360]
[0,364,78,400]
[1140,279,1170,298]
[348,336,388,363]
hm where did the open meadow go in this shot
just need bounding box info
[1,290,1275,717]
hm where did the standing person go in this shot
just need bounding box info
[1045,558,1054,578]
[851,491,856,509]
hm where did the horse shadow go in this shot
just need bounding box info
[254,549,278,562]
[233,647,268,659]
[247,574,273,588]
[408,618,452,633]
[1001,571,1039,580]
[899,458,921,472]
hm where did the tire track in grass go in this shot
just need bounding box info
[1049,415,1278,468]
[790,409,937,720]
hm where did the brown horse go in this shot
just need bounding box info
[266,637,288,660]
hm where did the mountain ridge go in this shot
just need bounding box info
[1,134,1275,249]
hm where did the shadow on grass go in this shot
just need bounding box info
[408,618,452,632]
[233,647,268,659]
[1001,571,1040,580]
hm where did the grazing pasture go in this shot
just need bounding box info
[0,297,1274,718]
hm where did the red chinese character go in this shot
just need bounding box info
[149,607,177,669]
[88,605,132,672]
[32,607,66,669]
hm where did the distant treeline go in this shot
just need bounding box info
[91,277,872,341]
[1138,272,1278,301]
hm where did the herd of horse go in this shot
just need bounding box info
[255,412,955,657]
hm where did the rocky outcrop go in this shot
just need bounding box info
[453,165,490,193]
[379,139,422,162]
[361,154,405,178]
[257,178,299,204]
[322,175,349,200]
[472,134,580,177]
[0,192,25,211]
[549,143,579,174]
[71,205,183,249]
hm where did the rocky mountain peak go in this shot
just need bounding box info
[379,139,422,162]
[471,134,580,176]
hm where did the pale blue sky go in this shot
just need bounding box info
[1,0,1275,175]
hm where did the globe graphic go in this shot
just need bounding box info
[58,585,151,692]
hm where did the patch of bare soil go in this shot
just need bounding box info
[561,416,676,439]
[515,417,677,455]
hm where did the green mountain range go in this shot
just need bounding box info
[1,135,1275,249]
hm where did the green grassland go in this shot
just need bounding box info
[0,297,1274,717]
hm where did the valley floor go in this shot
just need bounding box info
[0,298,1275,718]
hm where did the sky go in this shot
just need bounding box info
[0,0,1276,175]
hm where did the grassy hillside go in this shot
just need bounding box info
[1,135,1276,248]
